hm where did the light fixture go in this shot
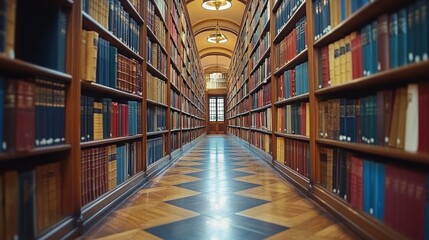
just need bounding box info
[207,21,228,43]
[202,0,232,10]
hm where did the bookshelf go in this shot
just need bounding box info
[0,0,206,238]
[227,0,429,239]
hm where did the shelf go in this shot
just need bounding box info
[171,128,181,132]
[238,111,250,116]
[274,49,308,76]
[170,57,181,72]
[275,132,310,141]
[249,75,271,95]
[316,138,429,165]
[0,144,71,162]
[170,82,180,92]
[146,99,168,108]
[82,12,143,62]
[81,135,143,148]
[149,0,168,28]
[273,1,306,44]
[147,130,168,136]
[274,93,309,106]
[194,116,205,121]
[194,126,206,130]
[0,55,72,82]
[181,111,192,117]
[315,61,429,97]
[228,125,239,128]
[250,103,271,113]
[250,128,272,134]
[146,63,168,81]
[170,106,181,112]
[313,1,409,47]
[119,0,144,24]
[250,46,271,75]
[81,81,143,100]
[146,27,168,54]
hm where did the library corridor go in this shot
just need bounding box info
[84,135,355,240]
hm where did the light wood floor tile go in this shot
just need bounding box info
[121,186,200,206]
[94,229,161,240]
[173,161,202,167]
[152,174,200,185]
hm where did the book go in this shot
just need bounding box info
[404,84,418,152]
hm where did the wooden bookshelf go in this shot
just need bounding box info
[275,132,310,142]
[274,49,308,75]
[0,0,206,238]
[273,1,306,43]
[274,92,309,106]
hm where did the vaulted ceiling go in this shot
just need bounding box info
[186,0,246,74]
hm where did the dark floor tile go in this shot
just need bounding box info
[186,170,253,180]
[145,215,287,240]
[174,179,260,193]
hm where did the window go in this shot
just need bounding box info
[209,96,224,122]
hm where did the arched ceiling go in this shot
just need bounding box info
[186,0,246,73]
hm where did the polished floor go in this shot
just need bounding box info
[84,135,357,240]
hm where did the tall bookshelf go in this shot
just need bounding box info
[0,0,206,239]
[227,0,429,239]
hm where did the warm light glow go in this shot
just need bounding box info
[202,0,232,10]
[207,24,228,43]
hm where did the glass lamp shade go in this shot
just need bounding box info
[202,0,232,10]
[207,32,228,43]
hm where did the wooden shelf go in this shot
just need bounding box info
[81,81,143,100]
[274,93,309,106]
[250,128,272,134]
[147,99,168,108]
[170,106,181,112]
[0,145,71,162]
[250,104,271,113]
[0,55,72,82]
[274,49,308,76]
[181,111,192,117]
[249,75,271,95]
[316,138,429,165]
[171,128,181,132]
[82,12,143,62]
[250,46,271,75]
[119,0,144,24]
[273,1,306,44]
[149,0,168,28]
[275,132,310,141]
[260,19,270,39]
[315,61,429,97]
[146,27,168,54]
[146,63,168,81]
[81,135,143,148]
[313,1,409,48]
[147,130,168,136]
[194,126,205,130]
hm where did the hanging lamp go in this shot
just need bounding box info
[207,21,228,43]
[202,0,232,10]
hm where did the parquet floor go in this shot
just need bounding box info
[83,135,358,240]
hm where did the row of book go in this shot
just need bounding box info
[147,72,167,105]
[313,0,370,40]
[0,162,63,240]
[277,61,309,100]
[276,137,310,177]
[277,102,310,136]
[147,106,167,132]
[251,131,271,154]
[171,111,180,129]
[147,136,165,167]
[147,37,167,75]
[170,0,179,30]
[0,0,16,58]
[275,16,307,69]
[171,132,180,151]
[182,115,192,129]
[238,97,250,113]
[81,96,141,142]
[147,0,167,48]
[250,34,270,70]
[274,0,305,34]
[2,78,66,152]
[152,0,167,21]
[81,31,143,95]
[170,40,180,67]
[318,82,428,153]
[318,147,429,240]
[171,89,180,109]
[318,1,429,89]
[170,65,180,89]
[81,141,142,206]
[83,0,141,53]
[251,108,273,131]
[251,80,272,109]
[250,57,271,91]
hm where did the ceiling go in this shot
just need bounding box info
[186,0,246,74]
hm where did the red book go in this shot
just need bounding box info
[384,164,395,228]
[351,33,363,79]
[320,46,329,88]
[351,156,363,210]
[377,15,390,71]
[418,81,429,153]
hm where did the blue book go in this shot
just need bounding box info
[340,0,347,21]
[19,2,67,72]
[419,0,428,62]
[398,8,408,66]
[360,25,370,76]
[371,21,378,75]
[408,4,415,64]
[96,39,103,85]
[18,169,35,239]
[389,13,399,68]
[374,162,385,220]
[345,99,355,142]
